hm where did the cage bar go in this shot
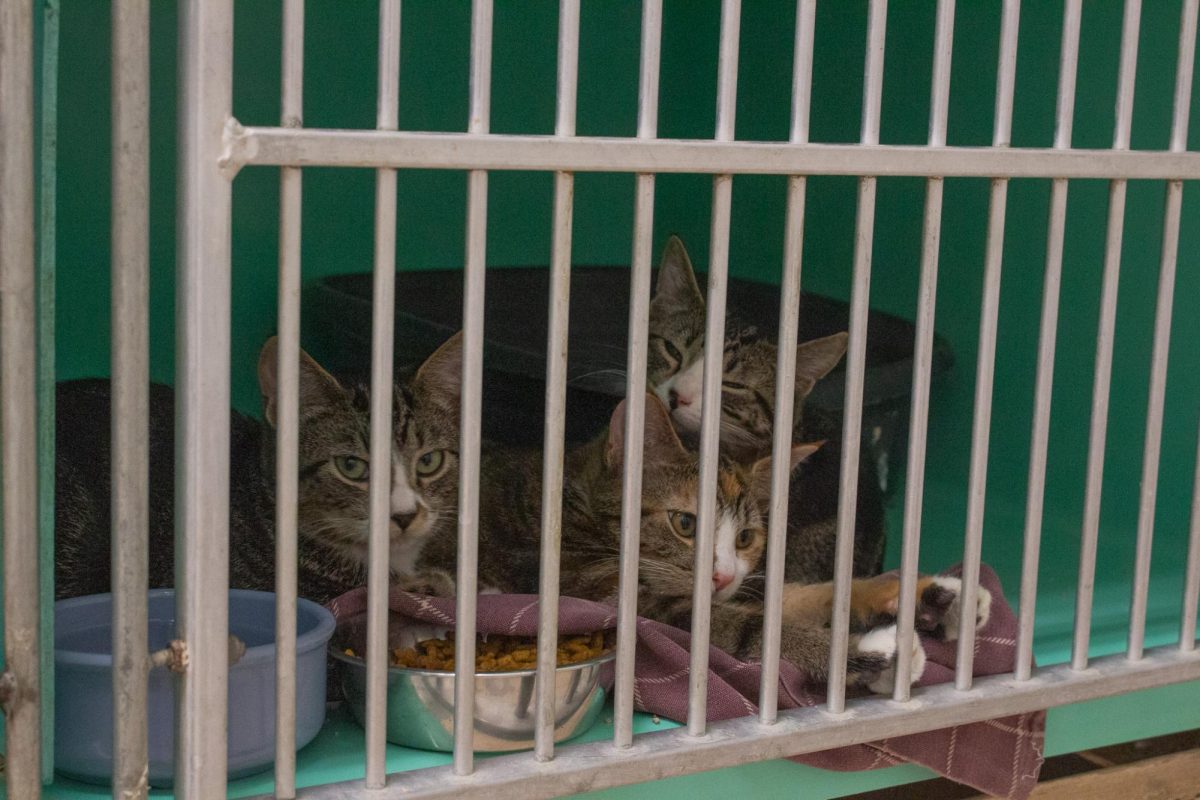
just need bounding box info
[364,0,401,788]
[174,1,234,795]
[273,0,305,795]
[687,0,742,736]
[533,0,580,762]
[453,0,495,775]
[1016,0,1082,682]
[827,0,886,713]
[893,0,955,702]
[1073,0,1142,671]
[1128,0,1196,661]
[955,0,1020,691]
[111,0,151,795]
[283,646,1200,800]
[0,0,43,794]
[758,0,816,723]
[613,0,664,750]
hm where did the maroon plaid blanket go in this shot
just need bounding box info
[328,564,1045,799]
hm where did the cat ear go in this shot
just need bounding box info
[750,441,823,501]
[257,336,345,428]
[605,393,688,470]
[794,332,849,399]
[654,235,704,311]
[412,331,463,408]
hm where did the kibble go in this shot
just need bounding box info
[343,630,614,672]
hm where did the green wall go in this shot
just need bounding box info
[56,0,1200,651]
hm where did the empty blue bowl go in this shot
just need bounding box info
[54,588,336,787]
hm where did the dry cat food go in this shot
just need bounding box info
[343,630,614,672]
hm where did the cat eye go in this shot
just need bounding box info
[722,380,751,392]
[415,449,446,478]
[663,340,684,366]
[333,455,369,482]
[669,511,696,539]
[735,529,758,549]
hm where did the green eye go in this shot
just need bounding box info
[736,529,757,549]
[669,511,696,539]
[415,449,445,477]
[334,455,369,482]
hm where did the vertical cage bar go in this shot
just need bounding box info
[274,0,305,795]
[1016,0,1082,682]
[827,0,886,714]
[759,0,816,724]
[453,0,494,775]
[955,0,1020,691]
[174,0,234,795]
[0,0,43,794]
[1182,424,1200,650]
[1073,0,1141,672]
[893,0,955,702]
[111,0,151,795]
[365,0,401,789]
[533,0,580,763]
[1128,0,1195,661]
[613,0,663,750]
[687,0,741,737]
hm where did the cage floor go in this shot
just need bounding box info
[45,474,1200,800]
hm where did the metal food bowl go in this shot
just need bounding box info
[331,618,614,752]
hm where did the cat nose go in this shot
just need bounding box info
[712,572,734,592]
[392,511,418,531]
[669,389,691,410]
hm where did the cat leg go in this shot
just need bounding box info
[912,576,992,641]
[396,568,457,597]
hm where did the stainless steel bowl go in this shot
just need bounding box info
[331,636,614,752]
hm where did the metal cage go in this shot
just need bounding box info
[2,0,1200,798]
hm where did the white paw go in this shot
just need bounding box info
[928,577,992,641]
[857,624,926,695]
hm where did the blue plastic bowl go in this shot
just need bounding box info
[54,588,336,787]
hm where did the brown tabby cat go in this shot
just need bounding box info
[647,235,886,583]
[53,335,463,604]
[415,389,987,691]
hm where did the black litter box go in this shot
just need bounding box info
[304,268,954,500]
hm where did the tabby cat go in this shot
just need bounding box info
[54,335,463,604]
[647,235,887,583]
[416,392,987,691]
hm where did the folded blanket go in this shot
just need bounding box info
[327,564,1044,799]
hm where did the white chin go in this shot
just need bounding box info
[670,407,701,434]
[713,584,738,603]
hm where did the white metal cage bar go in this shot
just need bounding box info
[956,0,1020,691]
[1073,0,1142,672]
[893,0,955,702]
[273,0,305,796]
[365,0,402,788]
[687,0,742,736]
[758,0,816,723]
[174,1,234,795]
[452,0,494,775]
[110,0,152,795]
[0,0,43,794]
[1183,426,1200,650]
[613,0,664,750]
[827,0,886,713]
[1127,0,1197,661]
[533,0,580,763]
[1016,0,1082,683]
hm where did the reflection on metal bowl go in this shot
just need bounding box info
[331,633,614,752]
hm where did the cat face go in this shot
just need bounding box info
[602,396,815,603]
[648,236,848,459]
[258,333,462,574]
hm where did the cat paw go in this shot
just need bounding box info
[916,577,992,641]
[850,624,926,695]
[397,569,457,598]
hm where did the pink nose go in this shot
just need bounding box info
[713,572,734,592]
[669,389,692,410]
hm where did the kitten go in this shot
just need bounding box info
[647,235,887,582]
[53,334,463,605]
[416,392,984,691]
